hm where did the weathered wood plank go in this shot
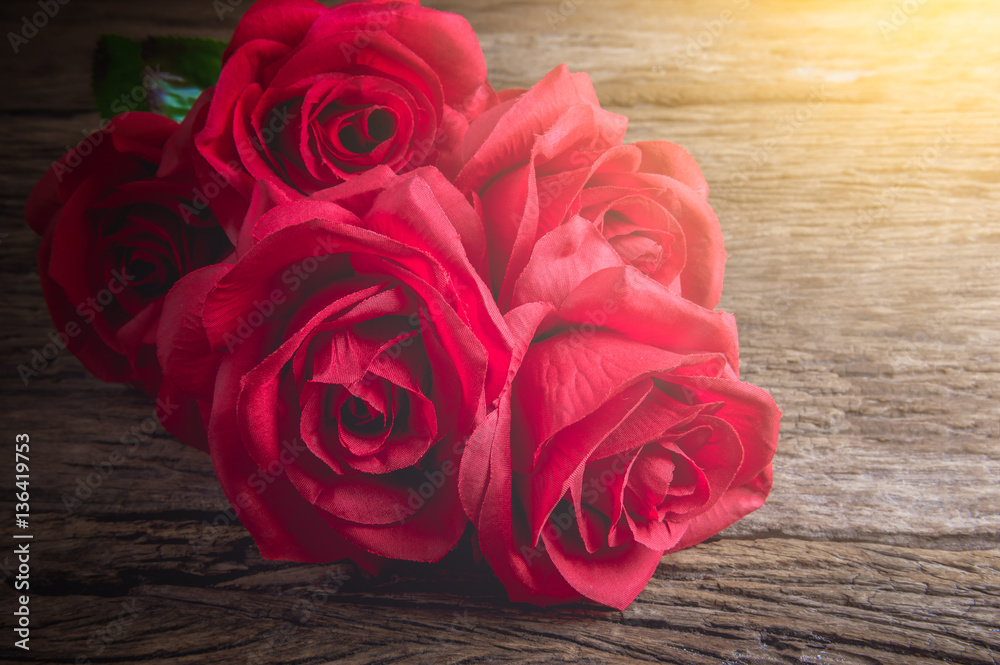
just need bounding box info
[0,0,998,662]
[21,538,1000,664]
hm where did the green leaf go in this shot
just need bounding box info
[92,34,149,121]
[141,36,227,122]
[91,34,228,123]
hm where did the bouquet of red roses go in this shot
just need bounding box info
[26,0,779,609]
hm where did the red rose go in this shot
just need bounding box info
[24,112,231,446]
[454,64,724,311]
[458,221,780,609]
[453,64,628,309]
[539,140,726,309]
[158,166,510,566]
[194,0,494,231]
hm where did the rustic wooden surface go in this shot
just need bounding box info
[1,0,998,663]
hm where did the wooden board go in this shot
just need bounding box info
[0,0,997,662]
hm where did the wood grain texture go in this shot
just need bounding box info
[1,0,998,663]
